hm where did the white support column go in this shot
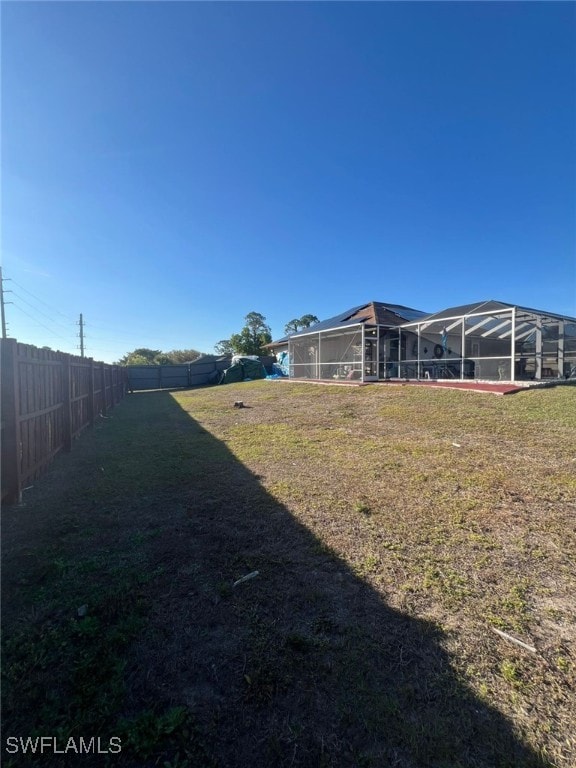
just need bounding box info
[510,307,516,382]
[361,325,365,383]
[558,321,565,378]
[417,323,421,380]
[535,316,542,380]
[317,333,321,380]
[461,318,465,379]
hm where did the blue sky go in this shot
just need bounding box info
[2,1,575,362]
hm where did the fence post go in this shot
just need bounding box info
[117,367,125,401]
[62,354,72,452]
[110,367,117,408]
[1,339,22,504]
[100,363,107,416]
[88,358,95,427]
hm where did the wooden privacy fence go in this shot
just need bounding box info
[1,339,128,504]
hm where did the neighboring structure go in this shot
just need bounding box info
[279,300,576,383]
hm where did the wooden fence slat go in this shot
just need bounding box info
[17,403,62,421]
[62,355,72,452]
[1,339,22,503]
[100,363,107,417]
[88,359,95,426]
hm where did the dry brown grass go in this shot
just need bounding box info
[2,381,575,767]
[173,382,576,765]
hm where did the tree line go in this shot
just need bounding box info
[118,311,319,364]
[116,348,203,366]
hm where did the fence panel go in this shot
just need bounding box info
[188,359,231,387]
[1,339,128,504]
[126,357,273,391]
[17,347,66,487]
[127,364,190,390]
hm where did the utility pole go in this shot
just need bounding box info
[1,266,12,339]
[78,313,85,357]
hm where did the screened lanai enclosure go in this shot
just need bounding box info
[288,302,428,382]
[290,326,366,381]
[397,301,576,382]
[287,300,576,383]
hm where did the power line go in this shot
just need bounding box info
[10,290,75,331]
[3,271,201,355]
[8,278,76,323]
[6,290,130,341]
[87,321,168,342]
[88,333,170,346]
[2,271,79,345]
[10,302,75,344]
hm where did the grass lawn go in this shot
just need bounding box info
[2,381,575,767]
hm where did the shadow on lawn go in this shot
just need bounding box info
[2,390,548,768]
[130,392,547,768]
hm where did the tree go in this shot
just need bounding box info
[122,353,156,365]
[117,348,163,365]
[299,314,319,328]
[214,339,234,356]
[117,347,204,365]
[215,312,272,356]
[164,348,202,363]
[284,314,319,335]
[243,312,272,350]
[284,319,301,335]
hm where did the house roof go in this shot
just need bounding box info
[288,302,428,338]
[262,336,290,349]
[267,299,575,349]
[400,300,576,345]
[403,300,576,326]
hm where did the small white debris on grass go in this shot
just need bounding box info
[77,604,88,617]
[490,626,536,653]
[233,571,259,588]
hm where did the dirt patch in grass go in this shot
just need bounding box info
[2,382,575,767]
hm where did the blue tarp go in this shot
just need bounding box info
[276,352,289,376]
